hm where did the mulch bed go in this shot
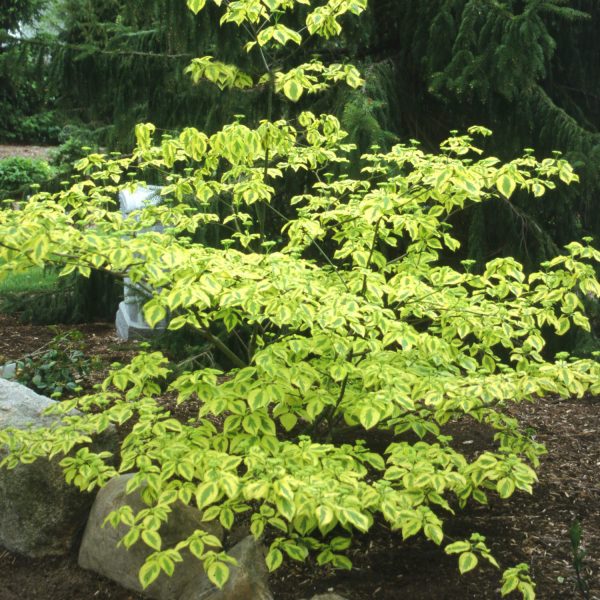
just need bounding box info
[0,314,598,600]
[0,145,57,161]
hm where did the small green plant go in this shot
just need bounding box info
[16,329,93,398]
[569,520,590,599]
[445,533,499,574]
[0,156,55,200]
[501,563,536,599]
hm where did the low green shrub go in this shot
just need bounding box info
[0,268,122,325]
[16,111,62,145]
[0,156,55,199]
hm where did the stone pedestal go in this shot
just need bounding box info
[115,185,167,340]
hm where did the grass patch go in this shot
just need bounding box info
[0,265,122,324]
[0,267,59,295]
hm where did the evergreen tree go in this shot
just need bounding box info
[362,0,600,266]
[0,0,54,142]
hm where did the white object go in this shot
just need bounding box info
[115,186,167,340]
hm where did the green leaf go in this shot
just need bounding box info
[157,553,175,576]
[143,300,167,328]
[482,354,496,373]
[220,473,240,498]
[122,527,140,549]
[359,406,381,430]
[283,542,308,561]
[342,508,370,532]
[424,524,444,546]
[519,581,536,600]
[330,536,352,551]
[401,519,422,539]
[142,529,162,551]
[31,235,50,264]
[275,496,295,521]
[112,372,128,391]
[331,553,353,569]
[203,533,223,549]
[250,517,265,538]
[283,79,303,102]
[345,67,363,88]
[316,505,335,528]
[206,561,230,589]
[496,173,517,199]
[458,552,479,574]
[187,0,207,14]
[445,541,471,555]
[279,412,298,431]
[139,560,161,589]
[248,387,269,410]
[189,538,205,559]
[219,508,234,530]
[266,547,283,571]
[497,477,516,499]
[472,489,488,505]
[501,576,519,596]
[177,461,195,481]
[195,481,221,509]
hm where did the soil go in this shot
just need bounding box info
[0,315,598,600]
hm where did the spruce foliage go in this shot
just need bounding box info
[366,0,600,266]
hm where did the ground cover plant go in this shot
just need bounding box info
[15,329,93,398]
[0,0,599,598]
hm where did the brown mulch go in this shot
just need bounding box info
[0,315,598,600]
[271,394,600,600]
[0,145,57,161]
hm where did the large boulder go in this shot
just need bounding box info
[179,535,273,600]
[0,379,98,557]
[79,474,225,600]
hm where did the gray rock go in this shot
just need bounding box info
[179,535,273,600]
[0,379,95,557]
[79,474,224,600]
[0,362,16,380]
[0,378,68,429]
[224,521,251,548]
[308,594,349,600]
